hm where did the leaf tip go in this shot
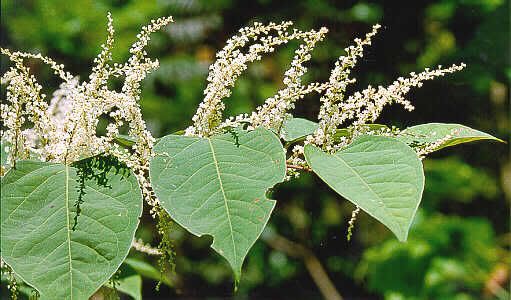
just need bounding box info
[396,233,408,242]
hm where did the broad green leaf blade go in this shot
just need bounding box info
[304,135,424,241]
[1,157,143,300]
[281,118,319,142]
[398,123,503,150]
[150,127,286,280]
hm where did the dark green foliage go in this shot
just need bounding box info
[357,214,502,299]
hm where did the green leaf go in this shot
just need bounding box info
[333,128,351,140]
[281,118,319,142]
[279,119,390,144]
[113,135,138,148]
[398,123,503,150]
[333,124,390,142]
[1,156,143,300]
[150,127,286,281]
[304,135,424,241]
[1,139,7,167]
[106,274,142,300]
[360,124,390,132]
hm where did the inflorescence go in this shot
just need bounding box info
[180,21,464,174]
[1,14,466,254]
[1,14,173,214]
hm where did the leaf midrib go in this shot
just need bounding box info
[64,164,74,300]
[330,149,403,236]
[207,139,237,267]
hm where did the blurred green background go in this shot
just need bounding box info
[1,0,509,299]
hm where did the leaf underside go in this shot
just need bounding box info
[150,127,286,280]
[1,157,143,300]
[305,135,425,241]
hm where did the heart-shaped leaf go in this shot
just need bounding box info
[304,135,424,241]
[397,123,503,150]
[1,156,143,300]
[150,127,286,280]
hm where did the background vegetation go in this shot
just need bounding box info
[1,0,509,299]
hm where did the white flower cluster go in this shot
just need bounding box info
[346,205,361,241]
[307,28,465,153]
[182,22,465,174]
[0,48,65,168]
[187,21,330,136]
[1,13,173,213]
[345,64,466,126]
[132,238,162,256]
[310,24,382,150]
[247,28,329,132]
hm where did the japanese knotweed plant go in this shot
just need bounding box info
[0,14,503,300]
